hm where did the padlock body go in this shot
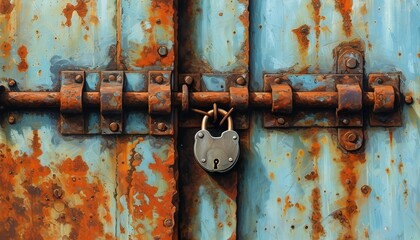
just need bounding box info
[194,130,240,172]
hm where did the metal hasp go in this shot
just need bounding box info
[263,44,402,152]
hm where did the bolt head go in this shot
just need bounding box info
[405,95,414,105]
[8,115,15,124]
[184,76,194,85]
[157,122,167,131]
[75,74,83,83]
[235,77,246,86]
[109,122,119,132]
[154,75,164,84]
[345,58,358,69]
[233,135,238,140]
[342,119,350,125]
[158,46,168,57]
[8,79,16,87]
[228,157,233,162]
[201,158,206,163]
[377,78,383,84]
[277,117,286,125]
[346,133,358,143]
[197,132,204,138]
[108,74,116,82]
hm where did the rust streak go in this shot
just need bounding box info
[292,24,310,57]
[116,0,123,70]
[311,0,322,71]
[283,195,294,215]
[398,162,404,174]
[311,188,325,240]
[17,45,28,72]
[335,0,353,37]
[0,0,14,15]
[1,41,11,57]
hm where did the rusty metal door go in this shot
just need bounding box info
[1,0,419,240]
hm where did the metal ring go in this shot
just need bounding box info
[202,108,233,131]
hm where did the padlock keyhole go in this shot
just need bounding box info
[213,159,219,169]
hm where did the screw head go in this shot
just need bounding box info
[184,76,194,85]
[158,46,168,57]
[201,158,206,163]
[346,133,358,143]
[8,115,15,124]
[277,117,286,125]
[8,79,16,87]
[53,188,64,199]
[164,219,173,227]
[405,95,414,105]
[377,78,383,84]
[233,135,238,140]
[361,185,371,195]
[236,76,246,86]
[75,74,83,83]
[228,157,233,162]
[345,58,358,69]
[157,122,167,131]
[109,122,119,132]
[197,132,204,138]
[154,75,164,84]
[342,119,350,125]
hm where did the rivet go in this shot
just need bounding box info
[345,58,358,69]
[233,135,238,140]
[235,76,246,86]
[72,177,76,182]
[228,157,233,162]
[109,122,119,132]
[53,188,64,199]
[346,133,358,143]
[117,75,123,83]
[274,78,281,84]
[158,46,168,57]
[134,153,141,160]
[108,74,116,82]
[184,76,194,85]
[361,185,372,194]
[342,119,349,125]
[8,79,16,87]
[154,75,164,84]
[157,122,167,131]
[8,115,15,124]
[163,219,173,227]
[72,217,77,221]
[377,78,383,84]
[201,158,206,163]
[75,74,83,83]
[277,117,286,125]
[404,95,414,105]
[198,132,204,138]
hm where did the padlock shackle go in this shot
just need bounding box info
[202,108,233,130]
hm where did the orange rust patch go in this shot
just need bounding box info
[311,0,322,70]
[0,130,113,239]
[83,34,89,41]
[62,0,88,27]
[277,197,282,204]
[1,41,11,57]
[295,202,306,212]
[398,162,404,174]
[292,24,310,57]
[389,130,393,146]
[385,168,390,175]
[360,4,367,15]
[283,195,294,215]
[17,45,28,72]
[311,188,325,240]
[0,0,14,15]
[364,228,369,238]
[269,172,275,180]
[335,0,353,37]
[305,171,319,181]
[417,53,420,58]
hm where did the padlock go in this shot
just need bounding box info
[194,108,240,172]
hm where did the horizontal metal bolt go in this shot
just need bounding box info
[158,46,168,57]
[8,79,16,87]
[236,77,246,86]
[157,122,167,131]
[75,75,83,83]
[405,95,414,105]
[184,76,194,85]
[109,122,119,132]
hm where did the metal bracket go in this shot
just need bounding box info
[100,71,124,134]
[60,71,85,135]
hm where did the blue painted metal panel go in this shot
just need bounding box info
[241,0,420,239]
